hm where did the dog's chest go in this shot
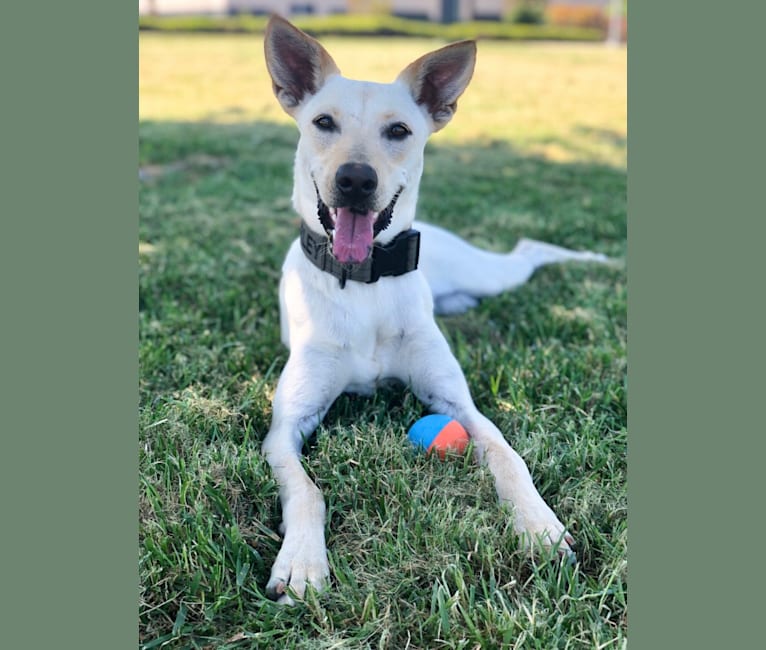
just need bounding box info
[281,241,433,390]
[342,319,409,393]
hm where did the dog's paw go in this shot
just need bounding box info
[512,502,576,560]
[519,525,576,562]
[433,291,480,315]
[266,532,329,605]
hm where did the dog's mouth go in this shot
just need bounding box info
[315,184,402,265]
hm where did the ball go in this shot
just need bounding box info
[407,414,470,459]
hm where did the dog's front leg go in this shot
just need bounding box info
[400,326,575,556]
[262,347,347,604]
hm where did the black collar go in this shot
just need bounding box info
[299,222,420,289]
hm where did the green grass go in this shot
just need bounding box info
[140,33,626,649]
[138,13,604,42]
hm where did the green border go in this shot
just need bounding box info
[630,2,764,648]
[2,3,137,648]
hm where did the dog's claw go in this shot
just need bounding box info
[267,587,297,607]
[556,532,578,565]
[265,536,329,606]
[265,579,286,600]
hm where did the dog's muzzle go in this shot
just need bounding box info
[315,180,402,265]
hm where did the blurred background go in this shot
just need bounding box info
[139,0,627,44]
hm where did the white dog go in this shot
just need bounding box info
[262,15,608,604]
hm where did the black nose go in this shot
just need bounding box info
[335,163,378,205]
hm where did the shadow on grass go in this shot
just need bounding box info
[139,118,625,378]
[138,118,626,261]
[139,119,626,648]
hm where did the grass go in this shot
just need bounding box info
[139,33,626,649]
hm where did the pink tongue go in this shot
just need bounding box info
[333,208,376,264]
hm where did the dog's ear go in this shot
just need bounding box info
[264,15,340,116]
[396,41,476,132]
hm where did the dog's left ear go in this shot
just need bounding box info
[396,41,476,132]
[264,15,340,116]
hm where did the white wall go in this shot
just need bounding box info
[139,0,349,16]
[388,0,507,22]
[229,0,348,14]
[389,0,438,20]
[138,0,511,19]
[139,0,229,15]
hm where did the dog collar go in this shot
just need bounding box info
[299,222,420,289]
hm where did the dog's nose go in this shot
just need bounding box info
[335,163,378,205]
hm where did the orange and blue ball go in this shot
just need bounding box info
[407,414,470,459]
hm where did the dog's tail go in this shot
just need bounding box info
[415,221,611,315]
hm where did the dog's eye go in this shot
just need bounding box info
[313,114,337,132]
[386,122,411,140]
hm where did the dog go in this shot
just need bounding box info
[262,15,609,604]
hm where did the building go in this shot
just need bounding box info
[138,1,620,28]
[138,0,512,21]
[387,0,511,22]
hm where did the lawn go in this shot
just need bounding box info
[139,32,627,649]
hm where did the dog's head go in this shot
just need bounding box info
[264,15,476,265]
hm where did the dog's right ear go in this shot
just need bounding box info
[396,40,476,132]
[264,15,340,116]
